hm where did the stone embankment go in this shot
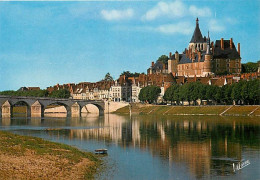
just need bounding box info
[114,103,260,116]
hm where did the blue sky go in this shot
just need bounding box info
[0,0,259,91]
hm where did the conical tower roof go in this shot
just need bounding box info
[190,18,205,43]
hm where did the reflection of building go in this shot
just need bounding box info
[67,115,250,178]
[70,114,127,144]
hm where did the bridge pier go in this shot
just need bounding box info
[67,108,71,117]
[26,106,31,118]
[2,100,12,118]
[31,101,44,118]
[71,102,81,117]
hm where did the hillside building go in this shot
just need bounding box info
[148,18,242,77]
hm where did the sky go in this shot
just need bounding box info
[0,0,259,91]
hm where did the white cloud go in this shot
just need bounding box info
[189,5,212,17]
[208,19,225,32]
[142,1,212,21]
[142,1,186,21]
[101,8,134,21]
[225,17,238,25]
[156,22,193,35]
[114,22,193,35]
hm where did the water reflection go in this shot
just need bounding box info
[0,114,259,179]
[66,115,260,179]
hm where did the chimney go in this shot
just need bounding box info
[230,38,233,49]
[211,42,214,54]
[198,51,201,62]
[169,52,172,58]
[237,43,240,56]
[175,51,179,61]
[221,38,224,50]
[152,61,154,67]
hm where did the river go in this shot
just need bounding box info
[0,114,259,179]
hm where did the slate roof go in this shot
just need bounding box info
[152,61,164,71]
[190,18,206,43]
[178,52,206,64]
[213,40,240,59]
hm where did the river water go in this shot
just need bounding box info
[0,114,259,180]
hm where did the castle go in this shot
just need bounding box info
[148,18,242,77]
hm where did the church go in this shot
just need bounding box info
[148,18,241,77]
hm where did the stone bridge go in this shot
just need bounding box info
[0,95,105,118]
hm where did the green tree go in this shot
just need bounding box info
[157,55,169,64]
[213,86,222,104]
[0,90,49,97]
[121,71,141,77]
[103,72,113,81]
[247,79,260,105]
[222,84,234,105]
[49,89,70,99]
[232,81,245,104]
[163,84,181,105]
[139,86,161,104]
[241,61,259,73]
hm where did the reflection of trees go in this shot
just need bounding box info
[68,115,259,178]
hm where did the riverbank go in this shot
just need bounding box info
[0,130,100,179]
[114,103,260,116]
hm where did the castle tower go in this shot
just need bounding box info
[168,51,179,76]
[203,31,212,76]
[189,18,207,52]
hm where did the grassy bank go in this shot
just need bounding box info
[0,131,101,179]
[114,103,260,116]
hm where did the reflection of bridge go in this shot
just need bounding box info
[0,95,104,117]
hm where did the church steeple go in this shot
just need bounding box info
[190,18,204,43]
[196,17,199,26]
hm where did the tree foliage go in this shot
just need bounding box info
[0,90,49,97]
[139,86,161,104]
[241,61,259,73]
[120,71,142,78]
[49,89,71,99]
[0,89,71,99]
[163,79,260,105]
[157,55,169,64]
[103,72,113,81]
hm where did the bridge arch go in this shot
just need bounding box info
[81,103,104,116]
[12,100,31,117]
[43,102,70,117]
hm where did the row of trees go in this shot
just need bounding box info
[0,89,71,99]
[163,79,259,105]
[241,61,259,73]
[138,86,161,104]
